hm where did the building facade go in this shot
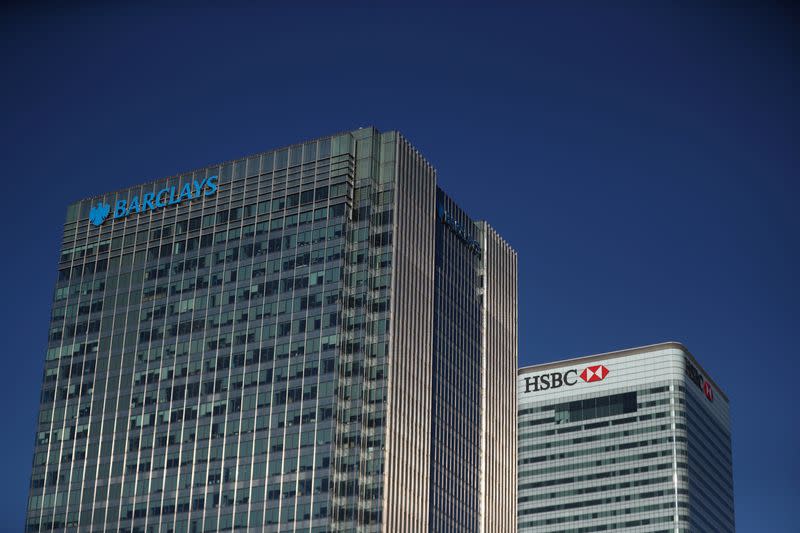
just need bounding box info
[26,127,518,533]
[517,342,734,532]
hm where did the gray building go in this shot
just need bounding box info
[517,342,734,532]
[27,127,518,533]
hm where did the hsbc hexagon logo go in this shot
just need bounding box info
[523,363,611,393]
[580,365,609,383]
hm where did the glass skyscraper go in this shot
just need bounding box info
[517,342,734,532]
[26,127,518,533]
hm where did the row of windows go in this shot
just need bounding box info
[519,447,681,479]
[31,444,334,508]
[54,283,345,326]
[517,385,671,417]
[54,299,342,344]
[47,321,341,366]
[53,241,345,306]
[519,435,682,467]
[519,422,678,454]
[41,354,340,405]
[58,205,347,277]
[519,487,687,516]
[30,496,332,532]
[518,474,675,504]
[32,418,342,477]
[38,382,339,444]
[40,338,341,404]
[519,409,674,442]
[553,392,638,425]
[518,460,683,492]
[44,337,383,394]
[519,506,683,531]
[61,180,350,264]
[38,398,337,451]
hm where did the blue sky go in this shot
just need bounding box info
[1,3,797,531]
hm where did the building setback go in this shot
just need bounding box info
[26,127,518,533]
[517,342,734,532]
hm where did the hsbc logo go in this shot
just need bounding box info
[524,364,610,393]
[580,365,609,383]
[703,382,714,401]
[685,358,714,402]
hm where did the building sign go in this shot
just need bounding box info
[437,204,481,254]
[685,358,714,401]
[523,364,609,393]
[89,175,219,227]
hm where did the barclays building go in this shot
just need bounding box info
[26,127,518,532]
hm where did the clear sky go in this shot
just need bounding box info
[1,3,796,531]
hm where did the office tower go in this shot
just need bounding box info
[517,342,734,532]
[27,127,517,533]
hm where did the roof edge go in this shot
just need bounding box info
[518,341,729,402]
[70,125,381,205]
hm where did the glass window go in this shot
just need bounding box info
[318,138,331,159]
[554,392,637,424]
[261,152,274,173]
[275,149,288,170]
[303,142,317,163]
[289,146,302,167]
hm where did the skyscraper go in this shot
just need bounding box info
[517,342,734,532]
[26,127,518,533]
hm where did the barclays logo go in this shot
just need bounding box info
[89,175,219,226]
[89,202,111,226]
[437,204,481,255]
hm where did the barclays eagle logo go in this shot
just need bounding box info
[89,202,111,226]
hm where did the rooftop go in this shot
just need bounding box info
[518,341,728,402]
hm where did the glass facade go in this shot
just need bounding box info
[26,127,518,533]
[429,191,483,531]
[517,343,734,533]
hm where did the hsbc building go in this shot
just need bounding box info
[517,342,734,532]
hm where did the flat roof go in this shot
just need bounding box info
[518,341,728,402]
[73,126,383,204]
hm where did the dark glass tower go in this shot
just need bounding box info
[26,127,517,533]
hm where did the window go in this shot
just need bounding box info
[554,392,637,424]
